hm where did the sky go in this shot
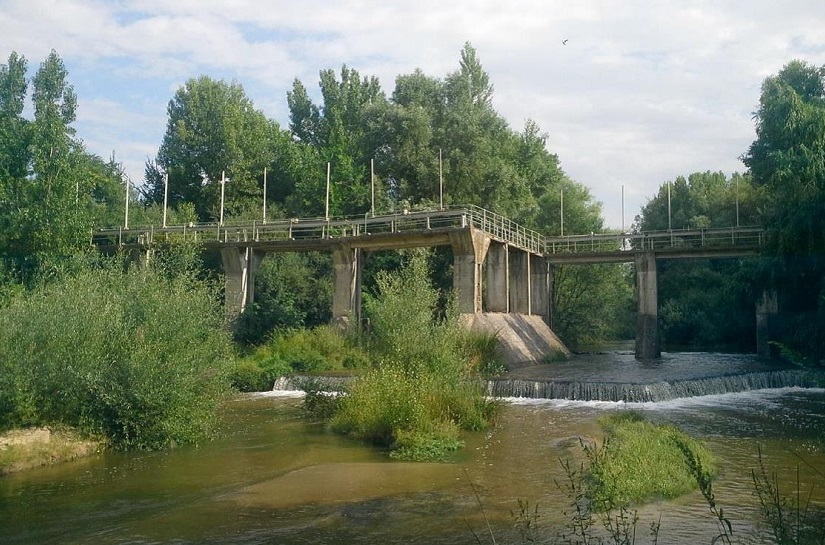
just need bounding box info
[2,0,824,230]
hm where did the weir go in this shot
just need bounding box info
[486,369,818,402]
[274,368,820,403]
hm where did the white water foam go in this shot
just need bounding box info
[502,386,825,411]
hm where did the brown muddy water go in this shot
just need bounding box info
[1,354,824,544]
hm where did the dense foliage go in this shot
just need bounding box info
[634,172,761,350]
[328,253,499,460]
[743,60,825,365]
[0,258,234,449]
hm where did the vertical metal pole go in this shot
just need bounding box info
[439,148,444,210]
[124,176,130,230]
[162,172,168,228]
[621,184,625,233]
[325,162,331,220]
[263,167,267,223]
[560,188,564,236]
[370,159,375,218]
[220,170,226,226]
[667,181,672,231]
[735,176,740,227]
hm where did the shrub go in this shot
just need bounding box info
[326,252,500,460]
[0,260,234,449]
[232,325,369,391]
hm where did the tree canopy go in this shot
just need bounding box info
[0,51,126,281]
[743,59,825,363]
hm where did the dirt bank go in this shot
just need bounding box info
[0,427,101,475]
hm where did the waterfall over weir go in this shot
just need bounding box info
[485,369,819,402]
[273,368,821,403]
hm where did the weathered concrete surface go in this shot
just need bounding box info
[331,245,362,327]
[222,247,264,318]
[450,229,491,314]
[462,312,570,368]
[634,251,660,359]
[756,290,778,360]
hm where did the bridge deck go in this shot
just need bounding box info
[93,205,545,255]
[92,206,764,261]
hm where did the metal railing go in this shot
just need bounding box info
[91,205,545,254]
[544,226,765,255]
[91,207,763,258]
[462,205,545,254]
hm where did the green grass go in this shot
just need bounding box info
[587,411,716,509]
[231,325,369,391]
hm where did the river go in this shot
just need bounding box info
[1,352,824,544]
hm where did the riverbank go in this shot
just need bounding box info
[0,427,102,475]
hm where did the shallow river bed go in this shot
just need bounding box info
[1,361,824,544]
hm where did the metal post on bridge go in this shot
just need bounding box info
[162,172,168,228]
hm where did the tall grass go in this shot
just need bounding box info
[327,252,499,460]
[0,256,234,450]
[587,412,716,509]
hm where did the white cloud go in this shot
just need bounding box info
[2,0,823,229]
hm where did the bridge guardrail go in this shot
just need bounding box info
[91,205,547,254]
[91,209,762,258]
[463,205,545,254]
[544,226,764,254]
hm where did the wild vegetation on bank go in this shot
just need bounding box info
[0,253,235,451]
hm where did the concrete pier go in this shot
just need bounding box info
[634,251,660,359]
[756,290,778,360]
[486,242,510,313]
[530,255,550,323]
[508,249,531,314]
[222,247,264,318]
[449,229,491,314]
[331,245,362,327]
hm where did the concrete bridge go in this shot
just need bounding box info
[91,206,768,359]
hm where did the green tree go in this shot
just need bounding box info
[0,52,29,183]
[286,66,387,217]
[634,172,762,350]
[0,50,105,279]
[147,76,286,222]
[743,60,825,363]
[0,52,31,270]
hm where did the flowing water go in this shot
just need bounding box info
[1,353,824,544]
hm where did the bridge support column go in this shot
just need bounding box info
[509,248,531,314]
[635,251,660,359]
[486,242,509,313]
[756,290,778,360]
[331,245,362,328]
[530,255,550,323]
[450,229,491,314]
[547,264,556,329]
[128,248,153,268]
[222,247,265,320]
